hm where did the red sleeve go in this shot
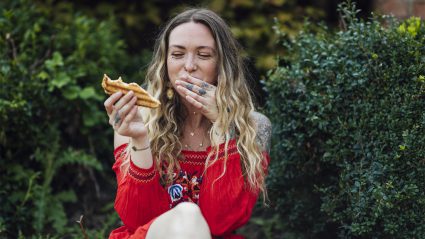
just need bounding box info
[199,143,271,237]
[112,144,169,233]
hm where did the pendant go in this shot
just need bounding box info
[190,132,195,137]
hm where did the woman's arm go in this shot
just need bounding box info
[200,112,272,236]
[112,144,169,232]
[250,111,272,154]
[114,131,129,149]
[106,95,167,231]
[105,91,153,169]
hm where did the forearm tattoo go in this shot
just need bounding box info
[251,112,272,153]
[114,111,121,126]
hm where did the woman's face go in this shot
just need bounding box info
[167,22,218,89]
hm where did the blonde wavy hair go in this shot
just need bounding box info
[122,8,267,197]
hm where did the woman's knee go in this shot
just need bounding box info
[147,202,211,239]
[174,202,203,218]
[170,202,210,238]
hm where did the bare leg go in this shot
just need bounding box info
[146,202,212,239]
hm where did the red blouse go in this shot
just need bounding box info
[109,139,270,239]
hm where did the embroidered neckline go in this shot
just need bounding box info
[114,139,238,166]
[180,139,237,164]
[180,138,237,154]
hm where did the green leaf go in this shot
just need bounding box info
[79,86,96,100]
[54,190,77,203]
[49,72,71,91]
[36,71,49,80]
[82,110,103,127]
[45,199,67,233]
[45,52,64,70]
[62,85,81,100]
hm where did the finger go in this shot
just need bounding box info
[104,91,123,115]
[109,91,135,122]
[176,81,209,97]
[112,95,136,127]
[184,75,215,90]
[185,95,204,111]
[176,85,208,105]
[119,96,137,119]
[111,109,122,128]
[114,90,135,110]
[120,105,138,130]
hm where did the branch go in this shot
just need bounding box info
[5,33,17,60]
[76,215,89,239]
[29,35,55,74]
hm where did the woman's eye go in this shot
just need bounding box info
[171,53,184,58]
[198,53,211,59]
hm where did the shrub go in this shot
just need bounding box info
[0,0,130,237]
[266,2,425,238]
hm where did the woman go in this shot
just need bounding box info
[104,8,272,239]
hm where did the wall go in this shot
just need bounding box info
[374,0,425,18]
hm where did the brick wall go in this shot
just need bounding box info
[374,0,425,18]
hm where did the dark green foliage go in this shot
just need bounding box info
[266,3,425,238]
[0,0,321,237]
[0,0,129,237]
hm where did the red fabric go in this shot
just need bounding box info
[109,140,270,239]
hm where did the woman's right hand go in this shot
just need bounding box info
[104,91,148,139]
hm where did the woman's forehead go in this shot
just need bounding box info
[168,22,216,49]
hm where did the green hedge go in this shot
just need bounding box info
[0,0,131,237]
[266,3,425,238]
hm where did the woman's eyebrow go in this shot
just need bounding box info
[169,45,186,50]
[197,46,216,53]
[169,45,216,52]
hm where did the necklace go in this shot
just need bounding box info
[184,137,204,150]
[188,113,198,136]
[183,124,209,150]
[186,121,200,137]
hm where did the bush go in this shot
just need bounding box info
[266,2,425,238]
[0,0,130,237]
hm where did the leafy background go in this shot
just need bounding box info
[2,0,424,238]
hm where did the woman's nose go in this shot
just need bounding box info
[184,55,197,72]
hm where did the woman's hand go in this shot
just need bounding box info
[104,91,148,139]
[175,75,218,122]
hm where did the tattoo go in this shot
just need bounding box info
[251,112,272,153]
[185,83,194,91]
[229,123,236,139]
[114,111,121,125]
[199,88,207,96]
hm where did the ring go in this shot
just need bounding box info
[199,88,207,96]
[200,82,210,90]
[185,83,194,91]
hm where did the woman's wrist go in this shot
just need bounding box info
[129,135,153,169]
[131,135,150,149]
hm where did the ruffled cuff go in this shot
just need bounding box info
[114,143,129,162]
[128,158,156,184]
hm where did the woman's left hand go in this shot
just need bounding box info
[175,75,218,122]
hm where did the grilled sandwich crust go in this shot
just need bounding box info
[101,74,160,108]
